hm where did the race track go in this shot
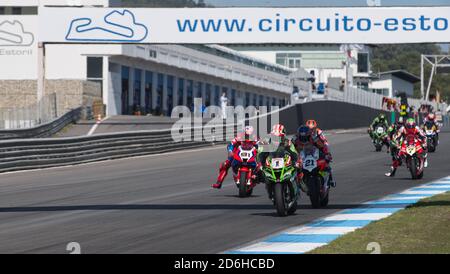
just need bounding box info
[0,130,449,253]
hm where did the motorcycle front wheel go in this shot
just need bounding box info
[307,176,321,209]
[274,183,288,217]
[238,171,251,198]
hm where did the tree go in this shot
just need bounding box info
[371,44,450,103]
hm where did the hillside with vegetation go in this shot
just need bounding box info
[371,44,450,103]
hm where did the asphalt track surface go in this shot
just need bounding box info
[0,130,449,253]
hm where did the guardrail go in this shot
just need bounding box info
[0,108,82,140]
[0,123,239,174]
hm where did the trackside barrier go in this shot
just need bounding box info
[0,123,240,173]
[0,100,424,173]
[0,108,82,140]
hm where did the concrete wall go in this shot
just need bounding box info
[0,80,101,116]
[0,80,37,108]
[259,101,391,135]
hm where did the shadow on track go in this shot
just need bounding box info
[0,203,412,213]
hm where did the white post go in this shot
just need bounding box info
[37,42,45,123]
[420,55,424,100]
[425,64,435,102]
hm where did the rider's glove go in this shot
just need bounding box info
[325,153,333,163]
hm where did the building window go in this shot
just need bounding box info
[272,98,277,106]
[245,92,250,107]
[231,89,236,106]
[0,7,5,15]
[121,66,130,115]
[259,95,264,107]
[178,78,184,106]
[252,94,257,107]
[205,84,212,106]
[187,80,193,111]
[145,71,153,114]
[214,86,220,106]
[12,7,22,15]
[357,52,369,73]
[87,57,103,79]
[167,75,174,116]
[133,69,142,110]
[156,73,164,115]
[276,53,302,69]
[86,57,103,97]
[195,81,202,99]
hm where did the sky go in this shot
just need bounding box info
[205,0,450,7]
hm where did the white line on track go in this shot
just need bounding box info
[87,116,109,136]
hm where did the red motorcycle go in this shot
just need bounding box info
[400,134,425,180]
[232,140,258,197]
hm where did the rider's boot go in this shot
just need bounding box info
[296,172,307,192]
[212,160,231,189]
[328,172,337,187]
[385,159,400,177]
[385,166,397,177]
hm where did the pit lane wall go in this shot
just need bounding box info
[275,101,391,134]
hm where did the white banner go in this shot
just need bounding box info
[0,16,38,79]
[38,7,450,44]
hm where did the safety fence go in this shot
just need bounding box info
[0,93,58,130]
[0,108,82,140]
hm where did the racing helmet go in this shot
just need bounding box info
[378,113,386,121]
[271,124,286,138]
[297,125,312,145]
[427,113,436,121]
[244,125,254,136]
[305,120,318,130]
[397,116,404,126]
[405,118,416,130]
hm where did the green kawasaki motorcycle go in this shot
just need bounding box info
[261,148,299,217]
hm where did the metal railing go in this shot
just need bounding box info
[0,93,57,130]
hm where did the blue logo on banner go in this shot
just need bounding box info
[65,9,148,42]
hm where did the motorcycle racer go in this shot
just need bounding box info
[212,126,259,189]
[387,116,404,160]
[305,120,329,149]
[368,113,390,151]
[422,113,440,143]
[258,124,298,165]
[369,113,389,138]
[293,125,336,187]
[385,118,428,177]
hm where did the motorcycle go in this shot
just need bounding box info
[232,140,258,197]
[400,134,425,180]
[423,121,438,152]
[262,148,299,216]
[372,125,388,152]
[300,146,330,208]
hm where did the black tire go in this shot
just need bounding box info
[308,177,321,209]
[287,183,298,215]
[409,157,418,180]
[274,183,288,216]
[238,171,249,198]
[375,143,382,152]
[418,170,424,179]
[320,192,329,207]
